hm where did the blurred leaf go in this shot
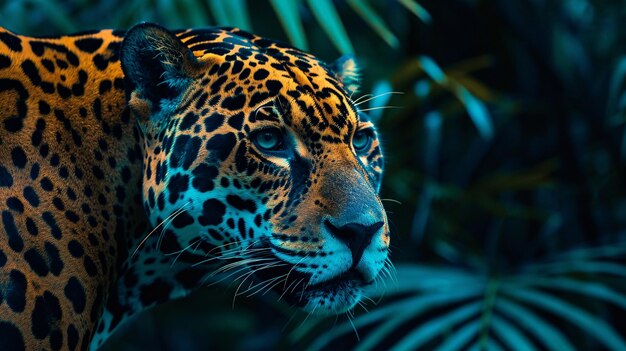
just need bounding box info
[471,160,557,194]
[269,0,308,50]
[438,320,481,351]
[207,0,231,27]
[392,56,495,139]
[179,0,210,27]
[453,85,494,139]
[489,315,536,351]
[158,0,185,28]
[224,0,252,30]
[452,75,496,102]
[608,57,626,160]
[526,261,626,277]
[397,0,432,23]
[518,278,626,309]
[309,283,482,351]
[606,56,626,115]
[26,0,77,32]
[309,242,626,350]
[495,299,576,351]
[354,290,480,351]
[503,288,626,350]
[418,56,447,83]
[389,302,482,351]
[306,0,354,54]
[347,0,398,48]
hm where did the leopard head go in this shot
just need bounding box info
[121,23,389,314]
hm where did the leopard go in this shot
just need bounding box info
[0,22,389,350]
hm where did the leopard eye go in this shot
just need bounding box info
[353,130,372,152]
[253,128,285,152]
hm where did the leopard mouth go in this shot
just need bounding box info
[249,254,369,314]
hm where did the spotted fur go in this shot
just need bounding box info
[0,23,389,350]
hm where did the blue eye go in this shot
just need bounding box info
[353,130,372,152]
[253,128,284,152]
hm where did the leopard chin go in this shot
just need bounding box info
[250,258,369,315]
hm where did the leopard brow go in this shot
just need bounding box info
[253,103,282,123]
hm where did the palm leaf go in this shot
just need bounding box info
[25,0,77,32]
[347,0,398,48]
[515,277,626,309]
[389,302,481,351]
[502,287,626,350]
[179,0,210,27]
[269,0,308,50]
[309,288,482,351]
[222,0,252,30]
[436,320,481,351]
[306,0,354,54]
[495,299,576,351]
[397,0,432,23]
[489,315,536,351]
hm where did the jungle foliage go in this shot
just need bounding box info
[2,0,626,349]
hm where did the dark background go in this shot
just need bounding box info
[3,0,626,349]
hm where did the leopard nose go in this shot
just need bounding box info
[324,220,384,268]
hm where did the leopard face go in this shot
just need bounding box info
[122,24,389,314]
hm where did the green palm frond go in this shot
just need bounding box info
[391,55,496,140]
[303,242,626,350]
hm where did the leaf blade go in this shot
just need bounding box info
[389,302,482,351]
[495,298,575,351]
[306,0,354,54]
[397,0,432,23]
[347,0,398,48]
[503,287,626,350]
[269,0,308,50]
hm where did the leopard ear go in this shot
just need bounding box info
[121,23,199,118]
[329,55,360,95]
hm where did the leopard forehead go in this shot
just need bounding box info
[171,28,361,140]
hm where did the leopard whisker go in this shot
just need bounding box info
[346,308,360,341]
[156,201,193,251]
[354,91,404,106]
[168,239,201,268]
[358,105,402,112]
[201,259,272,287]
[381,198,402,204]
[277,277,304,302]
[245,273,289,298]
[352,93,373,105]
[131,200,191,258]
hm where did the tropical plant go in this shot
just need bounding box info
[301,242,626,350]
[3,0,626,350]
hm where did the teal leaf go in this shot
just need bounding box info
[397,0,432,23]
[517,278,626,309]
[306,0,354,54]
[436,320,480,351]
[269,0,308,50]
[27,0,77,32]
[347,0,398,48]
[418,56,446,83]
[503,288,626,350]
[526,261,626,278]
[495,299,576,351]
[490,315,537,351]
[389,302,482,351]
[310,288,481,351]
[223,0,252,30]
[455,85,494,140]
[208,0,231,26]
[178,0,209,27]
